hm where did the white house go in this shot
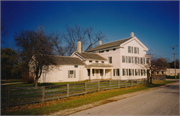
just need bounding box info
[30,32,151,83]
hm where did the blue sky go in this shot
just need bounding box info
[1,1,179,62]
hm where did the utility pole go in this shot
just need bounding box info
[170,45,178,78]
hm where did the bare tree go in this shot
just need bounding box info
[62,25,106,55]
[14,27,55,87]
[142,56,169,83]
[49,31,68,56]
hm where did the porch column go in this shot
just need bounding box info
[103,68,105,79]
[111,68,113,79]
[90,68,92,81]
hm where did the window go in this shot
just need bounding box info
[74,65,78,68]
[116,69,119,76]
[122,56,126,63]
[68,70,76,78]
[93,69,94,76]
[109,57,112,63]
[96,61,98,63]
[141,69,143,76]
[128,46,130,53]
[129,56,131,63]
[132,57,134,63]
[122,69,125,76]
[138,57,139,64]
[129,69,131,76]
[134,47,139,54]
[114,69,120,76]
[132,69,134,76]
[100,69,103,76]
[126,69,128,76]
[99,51,104,53]
[101,61,104,63]
[140,58,142,64]
[128,46,133,53]
[135,69,137,76]
[106,50,109,52]
[135,57,137,64]
[89,60,92,63]
[113,48,116,51]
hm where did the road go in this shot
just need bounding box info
[71,82,179,115]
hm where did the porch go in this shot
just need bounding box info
[85,63,113,80]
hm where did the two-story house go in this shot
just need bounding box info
[36,32,150,83]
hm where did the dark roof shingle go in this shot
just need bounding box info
[88,37,132,52]
[34,55,85,65]
[76,52,107,60]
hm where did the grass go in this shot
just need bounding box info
[1,80,176,115]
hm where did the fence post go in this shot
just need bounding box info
[6,87,9,107]
[42,86,45,102]
[67,84,69,97]
[125,80,127,88]
[84,82,87,94]
[109,80,111,89]
[98,81,100,91]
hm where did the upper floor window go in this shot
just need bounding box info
[113,48,116,51]
[89,60,92,63]
[108,57,112,63]
[122,56,126,63]
[74,65,78,68]
[96,61,98,63]
[128,46,133,53]
[106,50,109,52]
[99,51,104,53]
[101,61,104,63]
[134,47,139,54]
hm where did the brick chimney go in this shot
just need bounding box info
[131,32,134,37]
[99,40,102,45]
[77,41,81,53]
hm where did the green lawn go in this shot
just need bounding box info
[1,80,175,115]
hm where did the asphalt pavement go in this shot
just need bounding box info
[71,82,179,115]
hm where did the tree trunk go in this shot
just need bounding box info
[34,78,38,87]
[150,77,152,84]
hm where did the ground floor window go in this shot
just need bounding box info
[122,68,146,76]
[68,70,76,78]
[114,69,120,76]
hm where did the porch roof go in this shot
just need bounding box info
[85,63,113,68]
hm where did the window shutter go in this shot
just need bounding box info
[117,69,119,76]
[74,70,76,78]
[128,46,130,53]
[113,69,115,76]
[68,70,70,78]
[93,69,94,76]
[138,48,139,54]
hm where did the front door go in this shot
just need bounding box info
[96,70,99,78]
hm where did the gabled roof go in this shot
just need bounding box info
[33,55,85,65]
[87,37,132,52]
[75,52,107,60]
